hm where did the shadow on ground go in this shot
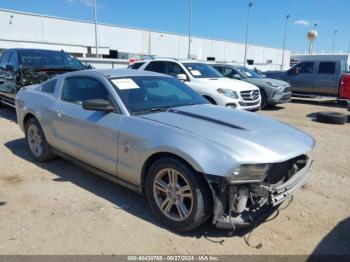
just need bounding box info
[291,98,349,109]
[0,106,17,122]
[261,105,285,111]
[309,217,350,258]
[4,136,279,243]
[306,112,350,124]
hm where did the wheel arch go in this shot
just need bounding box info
[203,95,217,105]
[140,151,206,194]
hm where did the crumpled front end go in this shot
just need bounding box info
[205,154,312,229]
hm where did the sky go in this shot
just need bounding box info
[0,0,349,53]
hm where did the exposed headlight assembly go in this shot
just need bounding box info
[217,88,238,99]
[227,164,271,183]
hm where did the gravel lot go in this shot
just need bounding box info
[0,99,349,255]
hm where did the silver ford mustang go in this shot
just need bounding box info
[15,69,315,232]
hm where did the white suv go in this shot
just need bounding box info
[130,58,261,111]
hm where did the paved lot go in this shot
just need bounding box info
[0,99,349,255]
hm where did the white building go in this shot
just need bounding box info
[0,8,291,70]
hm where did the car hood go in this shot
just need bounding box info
[142,104,315,164]
[193,78,259,91]
[245,77,291,87]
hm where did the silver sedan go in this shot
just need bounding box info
[15,69,315,232]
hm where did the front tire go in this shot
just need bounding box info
[260,91,268,109]
[145,158,212,232]
[25,118,55,162]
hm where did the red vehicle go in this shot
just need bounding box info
[339,74,350,100]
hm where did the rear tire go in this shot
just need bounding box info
[316,111,348,125]
[25,118,56,162]
[145,157,212,232]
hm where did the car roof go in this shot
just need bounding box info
[4,48,67,53]
[140,58,208,64]
[60,69,172,79]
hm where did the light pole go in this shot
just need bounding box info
[331,30,338,54]
[281,14,290,70]
[187,0,192,59]
[94,0,99,58]
[243,1,253,67]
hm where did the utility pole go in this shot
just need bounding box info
[94,0,99,58]
[243,1,253,67]
[281,15,290,70]
[187,0,192,59]
[331,30,338,54]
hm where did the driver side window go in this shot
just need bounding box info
[296,62,314,74]
[61,77,109,104]
[166,62,187,78]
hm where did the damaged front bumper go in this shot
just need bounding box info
[206,157,313,229]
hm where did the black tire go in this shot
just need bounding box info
[203,96,217,105]
[316,111,348,125]
[260,91,268,109]
[145,157,212,232]
[25,118,56,162]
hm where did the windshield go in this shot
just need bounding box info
[19,49,85,70]
[110,76,208,115]
[235,66,261,78]
[183,63,223,78]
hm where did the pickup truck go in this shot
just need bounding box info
[265,60,350,99]
[0,48,87,107]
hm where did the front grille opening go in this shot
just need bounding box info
[265,155,308,184]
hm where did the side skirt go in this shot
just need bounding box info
[52,149,142,194]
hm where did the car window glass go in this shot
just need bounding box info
[144,61,166,74]
[0,51,10,64]
[111,76,207,114]
[222,67,236,77]
[318,62,336,74]
[128,62,145,69]
[296,62,314,74]
[62,77,108,104]
[8,51,19,68]
[41,79,57,93]
[166,62,186,78]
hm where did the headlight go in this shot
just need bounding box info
[267,82,283,90]
[217,88,238,99]
[227,164,271,183]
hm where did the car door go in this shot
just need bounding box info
[313,61,339,95]
[0,50,17,101]
[287,62,315,93]
[51,76,121,175]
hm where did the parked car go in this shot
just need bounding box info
[265,59,348,97]
[212,64,292,108]
[0,48,87,107]
[16,69,315,232]
[131,58,261,111]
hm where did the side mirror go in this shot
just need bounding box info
[85,63,94,69]
[176,73,188,82]
[82,99,114,112]
[290,67,299,75]
[233,74,241,79]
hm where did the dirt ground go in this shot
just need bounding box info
[0,99,349,255]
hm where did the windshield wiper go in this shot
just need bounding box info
[132,107,168,116]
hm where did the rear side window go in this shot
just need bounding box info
[41,79,57,93]
[128,62,145,69]
[62,77,108,104]
[145,61,166,74]
[318,62,336,74]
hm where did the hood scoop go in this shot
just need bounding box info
[168,109,248,131]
